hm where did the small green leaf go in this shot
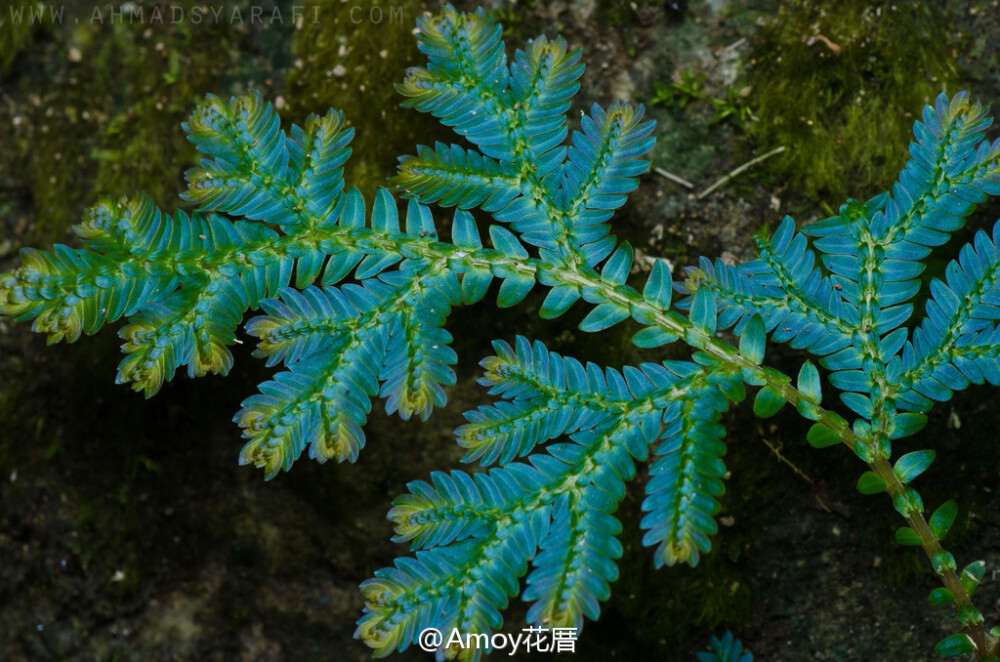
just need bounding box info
[739,315,765,364]
[717,378,747,404]
[631,326,678,348]
[461,268,492,304]
[959,604,985,627]
[451,210,482,248]
[929,500,958,541]
[895,527,922,546]
[797,361,821,403]
[856,471,888,495]
[753,386,785,418]
[739,367,767,387]
[539,285,580,319]
[853,440,875,463]
[579,302,629,332]
[935,633,974,656]
[373,188,400,232]
[961,560,986,596]
[888,412,928,440]
[642,259,673,309]
[807,423,841,449]
[601,242,632,285]
[762,366,792,385]
[489,225,528,258]
[795,400,822,421]
[893,488,925,517]
[689,287,717,336]
[928,588,954,605]
[893,449,935,484]
[496,274,534,307]
[931,550,956,575]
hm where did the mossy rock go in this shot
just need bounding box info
[745,0,958,203]
[0,1,291,245]
[284,0,449,199]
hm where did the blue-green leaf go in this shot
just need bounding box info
[893,449,935,484]
[895,527,922,546]
[806,423,841,448]
[497,274,535,307]
[738,315,765,364]
[642,259,673,309]
[752,386,785,418]
[797,361,821,403]
[961,560,986,595]
[631,326,679,348]
[928,588,954,605]
[696,631,753,662]
[888,413,927,440]
[580,302,630,332]
[452,210,483,248]
[935,633,974,656]
[489,224,529,259]
[856,471,888,494]
[540,285,580,319]
[689,286,717,336]
[601,242,632,285]
[929,500,958,541]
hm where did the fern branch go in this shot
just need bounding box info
[360,406,647,655]
[682,217,857,351]
[641,377,734,568]
[183,93,351,227]
[395,143,521,211]
[395,7,653,268]
[894,223,1000,410]
[363,338,753,653]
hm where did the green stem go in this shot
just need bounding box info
[867,452,993,656]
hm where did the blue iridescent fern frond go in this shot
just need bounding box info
[359,337,745,659]
[678,92,1000,431]
[395,6,653,268]
[6,4,1000,659]
[0,5,656,487]
[696,631,753,662]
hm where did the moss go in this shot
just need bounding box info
[0,0,291,245]
[88,16,248,216]
[0,4,40,72]
[596,0,671,28]
[283,0,447,199]
[648,104,733,185]
[745,0,958,203]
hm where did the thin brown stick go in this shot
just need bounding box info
[697,146,786,199]
[653,166,694,189]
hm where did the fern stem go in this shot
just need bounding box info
[868,452,994,657]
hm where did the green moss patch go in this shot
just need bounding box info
[746,0,958,203]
